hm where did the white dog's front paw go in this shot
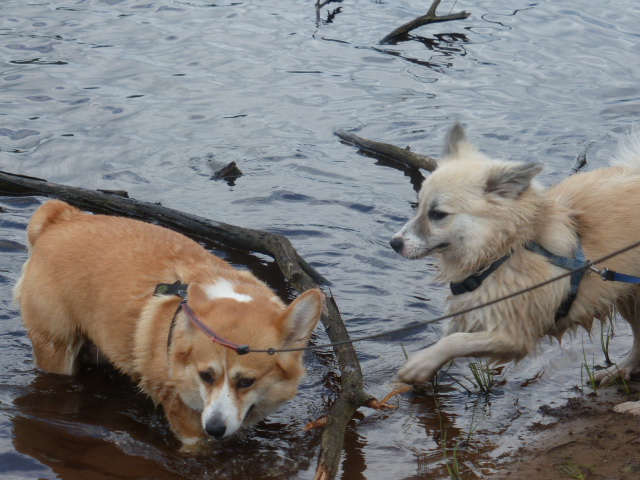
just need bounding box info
[593,364,632,386]
[613,401,640,415]
[398,351,441,385]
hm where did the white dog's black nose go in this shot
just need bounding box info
[390,236,404,253]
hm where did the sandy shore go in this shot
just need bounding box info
[488,379,640,480]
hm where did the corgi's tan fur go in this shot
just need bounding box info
[14,200,324,445]
[391,125,640,415]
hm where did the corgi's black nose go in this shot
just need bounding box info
[390,236,404,253]
[205,420,227,439]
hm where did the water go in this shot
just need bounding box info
[1,0,640,478]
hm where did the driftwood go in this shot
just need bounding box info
[335,129,438,172]
[0,170,378,480]
[338,129,594,178]
[381,0,470,45]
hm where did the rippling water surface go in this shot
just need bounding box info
[2,1,640,479]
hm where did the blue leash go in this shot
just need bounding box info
[598,268,640,284]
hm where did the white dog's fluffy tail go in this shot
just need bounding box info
[612,127,640,169]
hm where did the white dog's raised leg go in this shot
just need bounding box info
[398,331,517,385]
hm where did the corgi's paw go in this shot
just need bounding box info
[613,401,640,415]
[178,437,204,454]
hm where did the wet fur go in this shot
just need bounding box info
[14,201,324,446]
[391,125,640,415]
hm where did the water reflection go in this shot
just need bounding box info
[12,367,321,480]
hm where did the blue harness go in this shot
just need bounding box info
[524,241,588,319]
[450,241,640,319]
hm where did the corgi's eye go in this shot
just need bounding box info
[428,208,449,221]
[236,377,255,389]
[199,371,215,384]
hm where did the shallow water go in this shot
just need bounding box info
[1,1,640,478]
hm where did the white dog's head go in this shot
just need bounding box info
[390,124,544,282]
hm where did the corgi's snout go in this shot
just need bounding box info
[390,236,404,253]
[204,416,227,439]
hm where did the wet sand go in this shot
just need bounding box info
[489,378,640,480]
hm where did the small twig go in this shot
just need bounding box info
[365,385,412,409]
[380,0,470,45]
[304,416,328,431]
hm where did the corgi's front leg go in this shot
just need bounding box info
[162,391,206,448]
[398,331,518,385]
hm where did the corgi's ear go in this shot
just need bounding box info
[280,289,324,349]
[485,162,543,198]
[443,123,478,160]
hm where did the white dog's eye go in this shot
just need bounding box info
[428,208,449,221]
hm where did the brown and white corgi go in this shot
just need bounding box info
[14,200,324,447]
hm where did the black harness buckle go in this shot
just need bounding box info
[154,281,189,298]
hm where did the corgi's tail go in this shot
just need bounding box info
[14,200,79,306]
[27,200,80,249]
[612,127,640,169]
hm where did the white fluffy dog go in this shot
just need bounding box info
[391,124,640,414]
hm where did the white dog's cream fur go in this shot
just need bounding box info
[391,124,640,415]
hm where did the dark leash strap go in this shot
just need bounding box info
[450,255,511,295]
[155,281,250,355]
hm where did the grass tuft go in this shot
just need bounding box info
[468,360,495,393]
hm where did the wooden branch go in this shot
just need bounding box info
[381,0,470,45]
[335,130,438,172]
[0,170,376,480]
[0,171,327,288]
[315,0,343,24]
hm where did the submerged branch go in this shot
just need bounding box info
[0,170,376,480]
[335,130,438,172]
[380,0,470,45]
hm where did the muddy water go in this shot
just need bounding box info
[1,1,640,479]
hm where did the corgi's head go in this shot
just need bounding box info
[390,124,544,281]
[168,279,323,440]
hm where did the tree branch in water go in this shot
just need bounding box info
[380,0,470,45]
[335,130,438,172]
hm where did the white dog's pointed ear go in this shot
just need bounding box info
[280,289,324,349]
[486,162,543,198]
[443,123,477,159]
